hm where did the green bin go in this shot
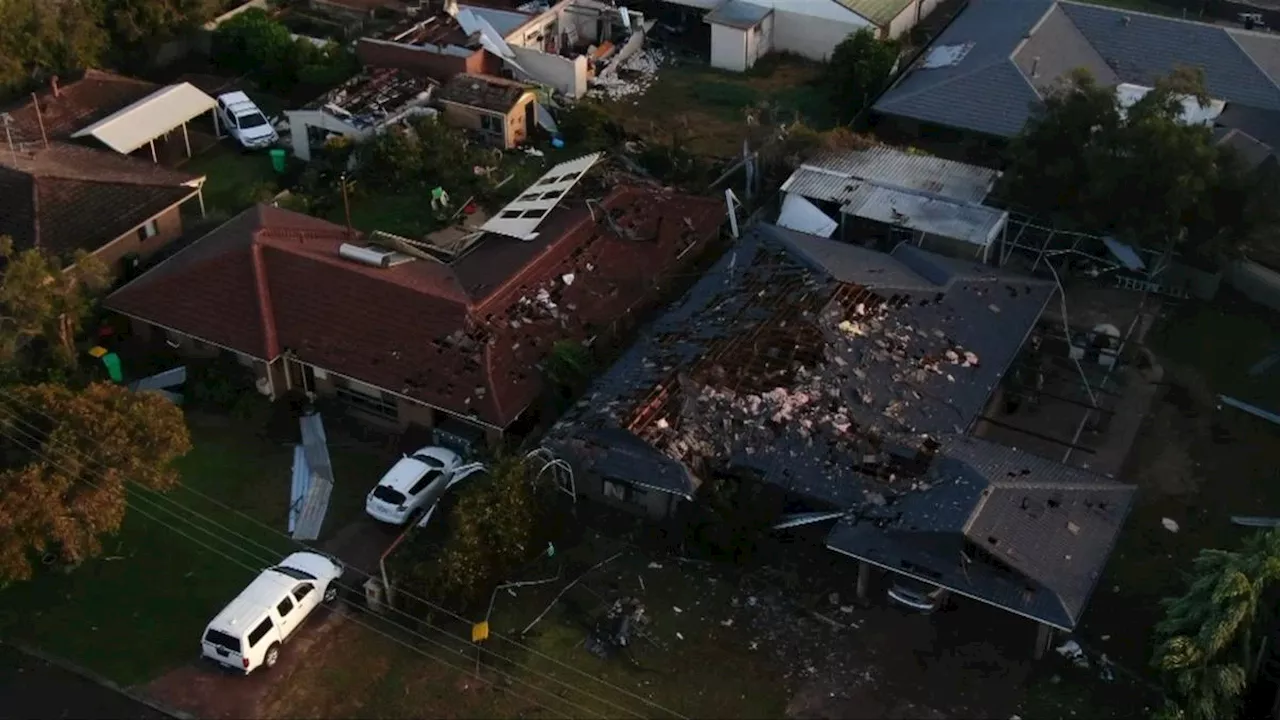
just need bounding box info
[269,148,287,174]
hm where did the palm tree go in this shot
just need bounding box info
[1153,530,1280,720]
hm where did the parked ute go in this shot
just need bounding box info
[201,551,343,674]
[887,576,950,613]
[215,91,278,150]
[365,446,465,525]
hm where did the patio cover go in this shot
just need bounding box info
[71,83,216,155]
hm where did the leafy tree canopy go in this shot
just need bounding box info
[999,67,1280,264]
[0,382,192,585]
[0,0,109,93]
[210,9,356,96]
[0,237,108,375]
[1152,529,1280,720]
[826,29,900,124]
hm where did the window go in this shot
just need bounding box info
[276,596,295,617]
[603,479,629,502]
[500,210,522,219]
[520,208,548,219]
[480,114,503,133]
[271,565,317,581]
[204,629,240,653]
[408,469,442,495]
[293,583,314,602]
[247,617,274,647]
[137,219,159,242]
[372,485,407,505]
[541,190,564,200]
[335,384,397,421]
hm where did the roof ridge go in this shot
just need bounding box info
[1226,28,1280,95]
[875,57,1022,109]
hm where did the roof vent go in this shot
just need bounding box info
[340,243,397,268]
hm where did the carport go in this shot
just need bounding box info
[71,82,219,163]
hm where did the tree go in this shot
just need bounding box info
[0,0,109,93]
[1152,529,1280,720]
[210,9,356,95]
[0,382,192,585]
[1000,67,1273,264]
[0,237,108,374]
[402,455,553,608]
[826,29,900,124]
[101,0,220,67]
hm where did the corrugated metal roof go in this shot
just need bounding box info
[841,183,1007,247]
[70,83,216,155]
[803,146,1000,204]
[835,0,914,27]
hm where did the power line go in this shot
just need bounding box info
[0,391,685,719]
[0,420,570,720]
[0,407,619,720]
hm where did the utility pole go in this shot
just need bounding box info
[339,173,354,240]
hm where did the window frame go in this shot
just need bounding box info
[247,617,274,647]
[293,583,315,602]
[276,596,295,617]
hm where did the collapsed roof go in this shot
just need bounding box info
[546,223,1134,629]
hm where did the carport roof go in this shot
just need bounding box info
[71,83,216,155]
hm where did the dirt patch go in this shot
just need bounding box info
[139,608,347,719]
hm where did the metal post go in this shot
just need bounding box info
[149,139,157,164]
[182,122,192,158]
[197,185,207,218]
[1034,623,1053,660]
[856,560,871,600]
[30,93,48,149]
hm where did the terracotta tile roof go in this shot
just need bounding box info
[439,74,533,113]
[0,143,202,257]
[2,70,159,145]
[107,189,724,428]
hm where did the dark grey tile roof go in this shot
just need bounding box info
[1059,3,1280,110]
[768,225,941,291]
[874,0,1280,137]
[1213,126,1275,169]
[826,435,1136,629]
[1217,104,1280,153]
[548,225,1055,508]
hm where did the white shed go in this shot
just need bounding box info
[706,1,775,71]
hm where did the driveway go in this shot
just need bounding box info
[140,607,348,719]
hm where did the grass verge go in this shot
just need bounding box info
[0,412,387,686]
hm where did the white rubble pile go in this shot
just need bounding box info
[588,48,665,102]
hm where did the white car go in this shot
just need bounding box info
[201,551,344,674]
[365,446,465,525]
[215,91,278,150]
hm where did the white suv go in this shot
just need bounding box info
[215,91,278,150]
[201,551,343,674]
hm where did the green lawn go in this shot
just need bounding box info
[336,192,443,240]
[0,412,389,687]
[602,54,836,158]
[1151,294,1280,409]
[183,147,283,215]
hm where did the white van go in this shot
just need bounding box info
[201,551,344,674]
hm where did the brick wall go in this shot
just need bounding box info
[95,203,189,277]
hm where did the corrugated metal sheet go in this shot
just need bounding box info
[293,412,334,541]
[803,146,999,204]
[840,184,1008,247]
[289,444,308,535]
[71,83,216,155]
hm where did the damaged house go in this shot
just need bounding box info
[543,222,1135,648]
[104,154,726,445]
[285,68,438,161]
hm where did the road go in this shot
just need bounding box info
[0,643,174,720]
